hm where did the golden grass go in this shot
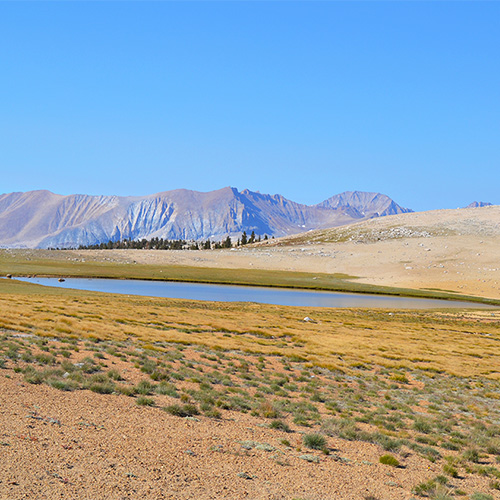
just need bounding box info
[1,279,499,379]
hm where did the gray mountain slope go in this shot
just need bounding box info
[316,191,413,218]
[0,187,411,248]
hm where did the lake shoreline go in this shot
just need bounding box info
[14,276,499,309]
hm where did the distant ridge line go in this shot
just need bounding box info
[0,187,412,249]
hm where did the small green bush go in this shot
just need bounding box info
[390,373,409,384]
[107,369,122,381]
[81,357,100,373]
[136,396,155,406]
[269,420,291,432]
[204,408,222,419]
[463,448,481,463]
[24,371,45,384]
[116,384,136,397]
[259,401,280,419]
[379,454,400,467]
[89,382,115,394]
[164,404,199,417]
[489,480,500,490]
[413,418,433,434]
[443,463,458,478]
[470,494,493,500]
[135,380,154,395]
[49,379,78,391]
[155,382,178,397]
[303,433,327,450]
[34,353,56,365]
[413,479,437,496]
[88,373,108,384]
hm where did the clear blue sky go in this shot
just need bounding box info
[1,1,498,211]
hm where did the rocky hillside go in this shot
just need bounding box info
[0,187,411,248]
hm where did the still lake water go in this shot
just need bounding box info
[16,277,493,309]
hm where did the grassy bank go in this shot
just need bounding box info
[1,278,499,379]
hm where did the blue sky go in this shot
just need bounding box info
[0,1,498,211]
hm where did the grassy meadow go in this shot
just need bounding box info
[1,251,500,498]
[1,278,499,378]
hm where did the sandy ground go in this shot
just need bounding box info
[0,366,495,500]
[71,205,500,300]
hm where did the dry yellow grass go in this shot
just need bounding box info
[1,279,499,379]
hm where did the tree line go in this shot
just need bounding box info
[71,231,270,251]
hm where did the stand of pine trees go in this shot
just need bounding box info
[69,233,270,251]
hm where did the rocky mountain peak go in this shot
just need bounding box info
[465,201,493,208]
[0,188,412,248]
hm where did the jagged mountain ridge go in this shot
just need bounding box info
[0,187,412,248]
[317,191,411,218]
[465,201,492,209]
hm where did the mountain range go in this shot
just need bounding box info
[0,188,412,248]
[465,201,492,208]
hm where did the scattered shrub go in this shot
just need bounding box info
[379,454,400,467]
[413,418,433,434]
[269,420,291,432]
[412,479,437,496]
[24,371,45,385]
[164,404,199,417]
[135,380,154,395]
[259,401,280,419]
[470,494,493,500]
[107,369,122,381]
[89,382,115,394]
[463,448,481,463]
[116,384,136,397]
[390,373,409,384]
[154,381,179,398]
[136,396,155,406]
[203,408,222,419]
[443,463,458,478]
[48,379,78,391]
[303,433,327,450]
